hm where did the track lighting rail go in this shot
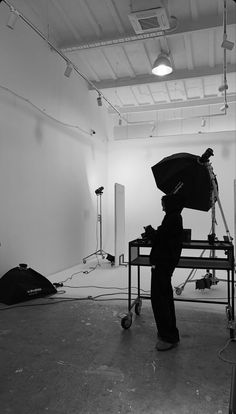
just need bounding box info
[1,0,125,122]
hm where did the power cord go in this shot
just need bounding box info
[55,263,100,285]
[217,337,236,365]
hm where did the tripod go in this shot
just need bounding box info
[83,187,109,264]
[175,148,233,295]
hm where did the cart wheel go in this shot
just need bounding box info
[175,287,183,296]
[135,299,142,315]
[121,314,132,329]
[230,328,235,339]
[226,305,232,321]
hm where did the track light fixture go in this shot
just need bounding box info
[7,7,19,29]
[218,83,228,92]
[220,103,229,111]
[221,34,234,50]
[201,118,206,127]
[2,0,123,121]
[97,94,102,106]
[152,52,173,76]
[64,62,73,78]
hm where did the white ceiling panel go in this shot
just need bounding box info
[3,0,236,138]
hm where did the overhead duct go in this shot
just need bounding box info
[128,7,170,34]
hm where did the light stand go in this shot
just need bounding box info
[203,148,232,242]
[175,148,234,295]
[83,187,114,264]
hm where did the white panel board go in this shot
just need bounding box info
[114,183,125,266]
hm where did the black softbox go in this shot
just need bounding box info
[0,264,57,305]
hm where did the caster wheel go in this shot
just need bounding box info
[175,287,183,296]
[135,299,142,315]
[121,314,132,329]
[226,305,232,321]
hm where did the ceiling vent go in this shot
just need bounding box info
[128,8,170,34]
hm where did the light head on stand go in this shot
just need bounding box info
[199,148,214,164]
[95,186,104,195]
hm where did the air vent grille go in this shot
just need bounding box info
[128,8,170,34]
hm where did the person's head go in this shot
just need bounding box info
[161,193,184,213]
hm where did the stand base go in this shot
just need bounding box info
[82,249,108,264]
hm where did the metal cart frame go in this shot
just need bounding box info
[121,238,235,338]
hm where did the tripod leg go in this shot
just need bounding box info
[82,251,100,263]
[208,163,232,241]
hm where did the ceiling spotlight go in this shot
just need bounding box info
[218,83,228,92]
[221,35,234,51]
[64,62,73,78]
[220,103,229,111]
[152,53,173,76]
[201,118,206,127]
[118,117,122,126]
[7,8,19,30]
[97,94,102,106]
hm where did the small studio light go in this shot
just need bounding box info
[201,118,206,127]
[97,94,102,106]
[152,53,173,76]
[218,83,228,92]
[221,34,234,51]
[64,62,73,78]
[7,8,19,30]
[220,103,229,111]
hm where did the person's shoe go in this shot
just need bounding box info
[156,339,178,351]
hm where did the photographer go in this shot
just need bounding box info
[145,193,184,351]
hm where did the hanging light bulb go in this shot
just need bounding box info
[152,53,173,76]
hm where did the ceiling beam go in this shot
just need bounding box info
[107,94,236,114]
[88,64,236,89]
[62,16,236,52]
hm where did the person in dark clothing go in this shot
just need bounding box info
[146,193,184,351]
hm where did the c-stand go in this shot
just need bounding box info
[83,187,114,264]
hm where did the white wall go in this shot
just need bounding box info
[0,4,109,276]
[107,132,236,257]
[1,3,236,279]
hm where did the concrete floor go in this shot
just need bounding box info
[0,291,235,414]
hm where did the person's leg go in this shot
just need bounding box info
[151,265,179,344]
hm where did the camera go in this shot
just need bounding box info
[141,225,155,240]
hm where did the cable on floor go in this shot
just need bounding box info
[217,337,236,365]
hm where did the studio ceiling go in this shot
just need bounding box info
[5,0,236,131]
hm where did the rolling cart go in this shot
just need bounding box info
[121,238,235,339]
